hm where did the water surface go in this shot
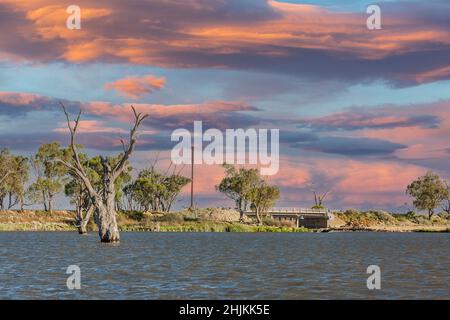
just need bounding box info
[0,232,449,299]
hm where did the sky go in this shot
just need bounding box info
[0,0,449,211]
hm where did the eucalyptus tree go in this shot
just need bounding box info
[406,171,448,219]
[216,164,261,223]
[58,104,148,243]
[0,149,29,211]
[125,167,189,212]
[29,142,70,213]
[249,180,280,225]
[6,155,29,211]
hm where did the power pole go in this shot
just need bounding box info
[190,145,194,209]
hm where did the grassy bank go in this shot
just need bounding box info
[1,208,449,233]
[0,209,309,233]
[331,209,450,232]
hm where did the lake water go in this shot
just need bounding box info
[0,232,449,299]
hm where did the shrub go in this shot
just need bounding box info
[122,210,145,221]
[159,212,185,223]
[263,217,296,228]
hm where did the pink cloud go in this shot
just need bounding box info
[104,75,166,99]
[0,92,42,106]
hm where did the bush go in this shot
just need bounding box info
[437,212,450,220]
[263,217,296,228]
[122,210,145,221]
[369,210,396,224]
[405,211,416,219]
[159,212,185,223]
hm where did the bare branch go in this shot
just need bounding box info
[59,103,99,199]
[120,139,127,153]
[112,105,149,178]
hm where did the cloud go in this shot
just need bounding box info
[295,136,407,156]
[0,91,261,130]
[104,74,166,99]
[0,92,53,115]
[1,0,450,85]
[298,112,440,131]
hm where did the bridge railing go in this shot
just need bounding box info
[270,207,328,214]
[244,207,329,215]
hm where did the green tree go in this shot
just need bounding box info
[249,180,280,225]
[126,167,190,212]
[406,171,448,219]
[0,149,13,185]
[0,149,29,211]
[29,142,70,213]
[216,164,264,223]
[160,173,190,212]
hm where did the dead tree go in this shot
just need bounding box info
[58,103,148,242]
[313,190,329,208]
[307,182,331,209]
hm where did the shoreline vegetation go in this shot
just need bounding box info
[1,208,449,233]
[2,106,449,242]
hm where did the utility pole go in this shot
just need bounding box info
[190,145,194,209]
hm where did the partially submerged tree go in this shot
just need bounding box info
[65,175,93,234]
[64,152,131,234]
[58,104,148,242]
[249,180,280,225]
[406,171,448,219]
[216,164,260,222]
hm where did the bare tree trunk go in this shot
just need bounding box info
[96,202,120,242]
[238,208,245,223]
[78,220,88,234]
[76,205,94,234]
[237,199,245,223]
[19,195,25,212]
[255,208,262,226]
[42,190,48,212]
[48,194,54,214]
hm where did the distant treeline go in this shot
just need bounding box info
[0,143,190,214]
[1,144,449,224]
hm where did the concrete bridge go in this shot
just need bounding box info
[244,207,330,229]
